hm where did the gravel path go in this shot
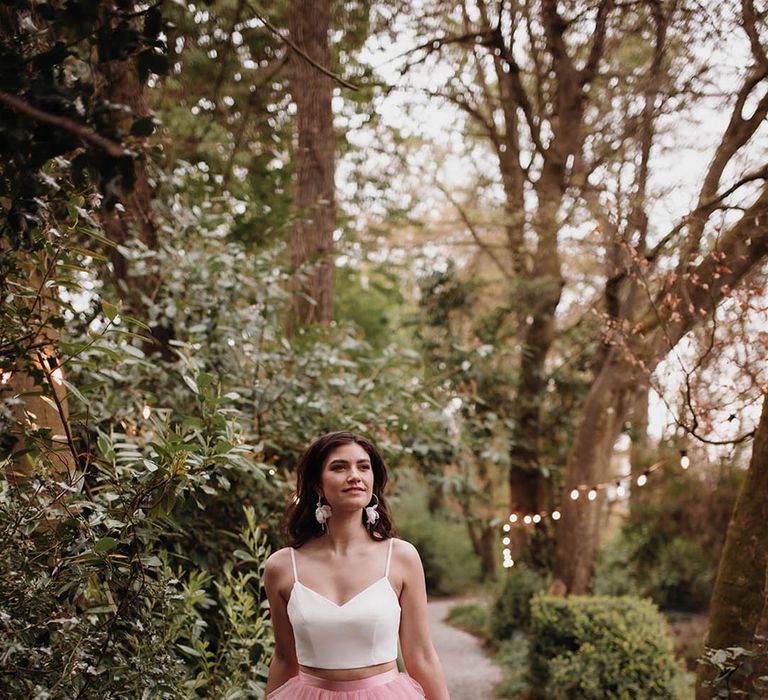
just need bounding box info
[428,598,503,699]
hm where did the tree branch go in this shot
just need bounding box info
[0,91,126,158]
[246,1,358,91]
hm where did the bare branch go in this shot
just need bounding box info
[0,91,126,158]
[434,179,515,282]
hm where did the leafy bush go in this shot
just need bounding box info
[398,515,482,595]
[529,594,681,700]
[446,602,488,638]
[493,636,531,699]
[490,564,548,641]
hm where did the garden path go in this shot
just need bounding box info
[427,597,503,699]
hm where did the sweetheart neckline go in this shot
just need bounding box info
[289,576,399,609]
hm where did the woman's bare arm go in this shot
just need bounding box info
[264,548,299,696]
[397,540,450,700]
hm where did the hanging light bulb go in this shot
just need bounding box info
[533,514,541,523]
[509,513,518,523]
[523,515,532,524]
[588,488,597,501]
[502,536,510,545]
[637,473,648,487]
[570,488,580,500]
[503,523,511,532]
[551,510,561,521]
[680,450,690,470]
[502,548,511,557]
[503,559,514,568]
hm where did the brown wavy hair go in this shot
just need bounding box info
[284,431,396,547]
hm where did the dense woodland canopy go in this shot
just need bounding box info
[1,0,767,698]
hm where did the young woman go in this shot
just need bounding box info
[264,431,450,700]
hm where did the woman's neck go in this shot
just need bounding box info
[322,511,370,553]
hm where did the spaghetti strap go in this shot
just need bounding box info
[384,538,394,578]
[290,547,298,583]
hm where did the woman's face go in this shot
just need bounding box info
[319,441,374,511]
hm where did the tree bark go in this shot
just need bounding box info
[287,0,336,334]
[96,8,170,358]
[696,395,768,698]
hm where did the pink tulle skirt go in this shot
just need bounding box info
[267,668,426,699]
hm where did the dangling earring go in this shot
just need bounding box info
[315,495,332,529]
[364,495,380,526]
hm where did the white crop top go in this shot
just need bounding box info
[287,538,401,669]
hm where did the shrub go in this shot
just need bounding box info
[493,636,531,699]
[446,602,488,638]
[398,515,482,596]
[490,564,548,641]
[529,594,681,700]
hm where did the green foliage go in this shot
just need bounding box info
[490,565,549,641]
[529,594,682,700]
[493,636,532,700]
[446,602,488,638]
[0,1,170,230]
[593,455,743,611]
[398,514,482,595]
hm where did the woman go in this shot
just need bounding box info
[264,431,450,700]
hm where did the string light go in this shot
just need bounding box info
[499,455,695,566]
[268,468,276,476]
[142,404,152,420]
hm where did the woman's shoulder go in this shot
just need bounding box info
[264,546,294,580]
[390,537,421,564]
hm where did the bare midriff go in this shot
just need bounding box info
[299,659,397,681]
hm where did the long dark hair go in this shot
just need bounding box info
[284,431,396,547]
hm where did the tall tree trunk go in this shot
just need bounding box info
[695,396,768,699]
[629,384,652,516]
[287,0,336,335]
[96,8,170,358]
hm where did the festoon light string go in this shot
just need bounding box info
[500,450,690,569]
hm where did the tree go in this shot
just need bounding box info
[380,0,768,587]
[286,0,337,333]
[696,395,768,699]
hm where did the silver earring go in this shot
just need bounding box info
[315,495,332,528]
[364,495,380,526]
